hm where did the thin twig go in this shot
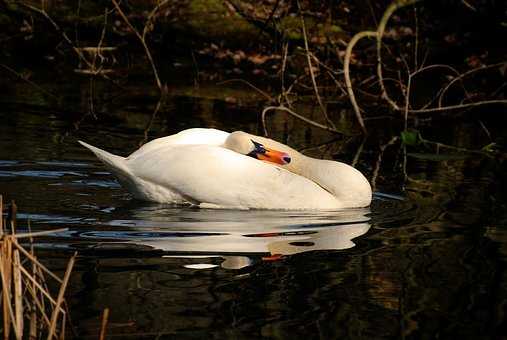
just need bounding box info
[438,62,507,107]
[281,41,289,97]
[461,0,477,11]
[21,2,120,87]
[0,64,59,100]
[298,0,336,129]
[10,228,68,239]
[409,64,466,110]
[99,308,110,340]
[24,281,51,328]
[413,6,419,71]
[404,73,412,130]
[23,269,52,327]
[139,96,164,146]
[111,0,163,91]
[17,265,65,313]
[261,105,348,136]
[376,0,420,111]
[217,79,273,101]
[351,138,367,168]
[12,240,64,284]
[420,137,494,155]
[408,99,507,114]
[142,0,170,40]
[371,136,399,191]
[297,137,343,153]
[20,3,92,69]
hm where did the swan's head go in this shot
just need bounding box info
[224,131,291,165]
[225,131,372,207]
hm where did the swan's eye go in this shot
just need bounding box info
[248,140,266,155]
[246,140,291,165]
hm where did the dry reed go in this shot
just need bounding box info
[0,195,76,340]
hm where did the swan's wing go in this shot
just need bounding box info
[79,140,188,203]
[127,128,229,162]
[127,144,343,210]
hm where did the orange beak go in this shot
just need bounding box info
[248,140,291,165]
[257,147,291,165]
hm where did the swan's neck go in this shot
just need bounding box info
[233,131,372,207]
[286,153,372,208]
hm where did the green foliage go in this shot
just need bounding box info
[279,15,302,40]
[481,142,498,154]
[400,130,421,146]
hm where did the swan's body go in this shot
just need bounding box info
[79,128,371,210]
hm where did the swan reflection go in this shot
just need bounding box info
[134,206,369,268]
[62,205,372,269]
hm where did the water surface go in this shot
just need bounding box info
[1,73,506,339]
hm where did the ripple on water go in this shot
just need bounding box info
[10,192,415,269]
[0,156,415,270]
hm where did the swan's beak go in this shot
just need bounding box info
[257,148,291,165]
[248,140,291,165]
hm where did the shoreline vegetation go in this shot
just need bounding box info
[1,1,505,138]
[0,195,108,339]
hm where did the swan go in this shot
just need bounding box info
[79,128,372,209]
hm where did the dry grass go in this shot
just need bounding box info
[0,195,76,340]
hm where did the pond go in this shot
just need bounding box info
[1,67,506,339]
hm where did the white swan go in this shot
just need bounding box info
[79,128,372,209]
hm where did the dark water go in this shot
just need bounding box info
[1,71,507,339]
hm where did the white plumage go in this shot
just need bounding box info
[79,128,372,210]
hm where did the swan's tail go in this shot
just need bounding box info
[79,140,188,204]
[78,141,132,180]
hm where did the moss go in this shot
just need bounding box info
[184,0,256,40]
[0,12,12,26]
[279,15,345,43]
[279,16,302,40]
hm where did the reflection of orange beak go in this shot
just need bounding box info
[262,254,284,261]
[257,148,291,165]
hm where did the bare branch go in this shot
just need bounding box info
[111,0,163,92]
[262,105,349,137]
[298,0,337,130]
[344,30,377,134]
[438,62,507,107]
[376,0,420,111]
